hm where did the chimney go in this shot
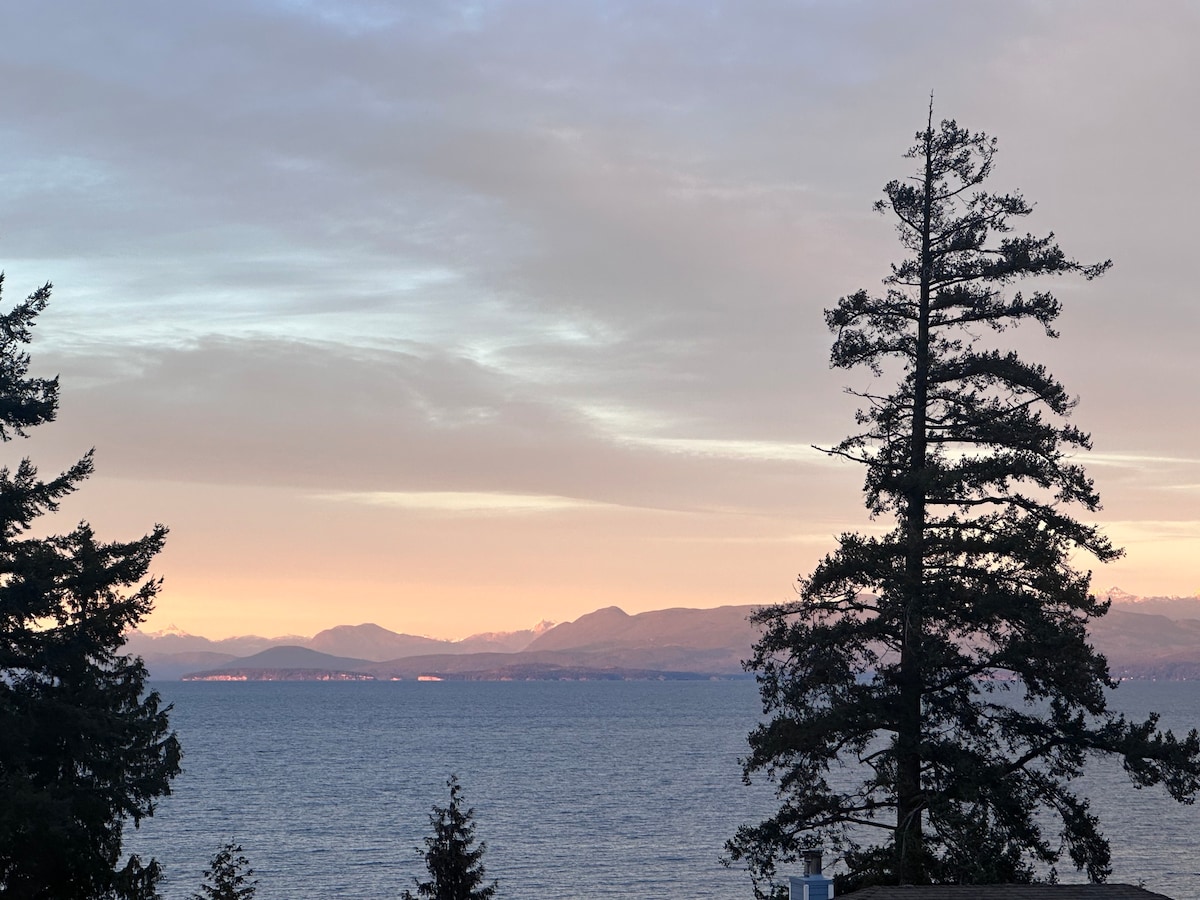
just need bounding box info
[802,851,823,876]
[788,850,834,900]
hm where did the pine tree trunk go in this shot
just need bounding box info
[895,111,936,884]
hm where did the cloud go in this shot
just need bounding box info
[12,2,1193,458]
[313,490,615,515]
[1089,454,1200,470]
[40,335,857,521]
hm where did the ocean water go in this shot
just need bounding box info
[124,679,1200,900]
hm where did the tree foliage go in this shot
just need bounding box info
[0,276,180,899]
[403,775,498,900]
[192,842,257,900]
[726,107,1200,894]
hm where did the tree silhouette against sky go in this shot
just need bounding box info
[0,276,179,899]
[727,106,1200,893]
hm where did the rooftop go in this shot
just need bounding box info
[842,887,1174,900]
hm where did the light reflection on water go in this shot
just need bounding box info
[124,679,1200,900]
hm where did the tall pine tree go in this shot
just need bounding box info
[726,107,1200,893]
[0,276,180,899]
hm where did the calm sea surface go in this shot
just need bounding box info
[124,680,1200,900]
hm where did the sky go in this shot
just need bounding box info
[2,1,1198,639]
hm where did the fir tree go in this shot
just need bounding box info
[0,276,180,899]
[192,842,257,900]
[726,106,1200,894]
[403,775,498,900]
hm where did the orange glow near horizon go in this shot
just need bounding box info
[129,485,1199,641]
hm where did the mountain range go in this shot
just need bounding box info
[125,590,1200,681]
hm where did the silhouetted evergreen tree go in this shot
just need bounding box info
[192,842,257,900]
[0,276,179,899]
[403,775,498,900]
[726,105,1200,894]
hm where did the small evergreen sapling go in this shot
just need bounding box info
[403,776,498,900]
[192,842,257,900]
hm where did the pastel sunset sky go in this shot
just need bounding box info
[4,2,1197,639]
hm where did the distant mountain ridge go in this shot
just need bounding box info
[131,591,1200,681]
[127,619,554,661]
[526,605,753,653]
[147,606,756,681]
[1096,588,1200,621]
[126,619,557,679]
